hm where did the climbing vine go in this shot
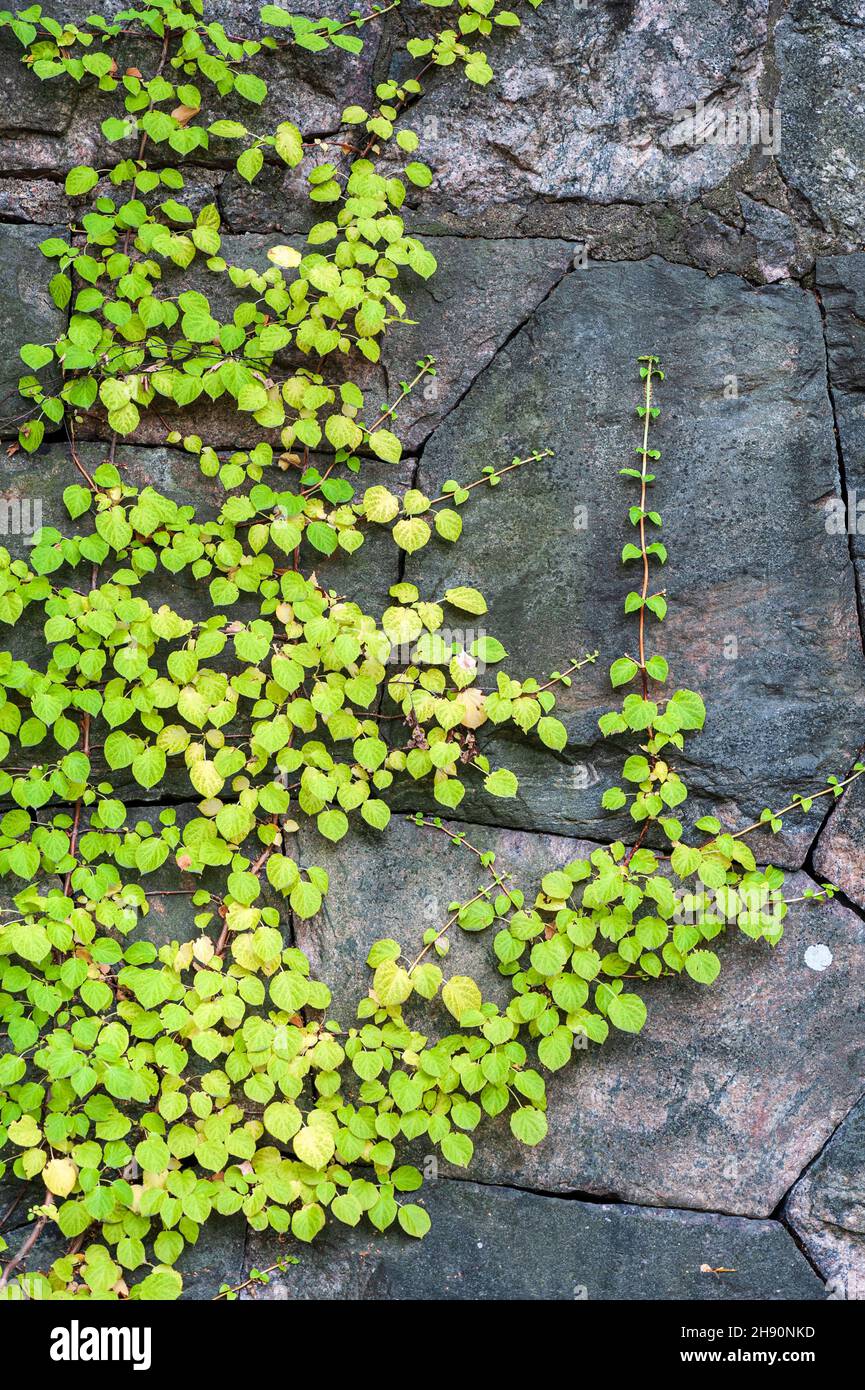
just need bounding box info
[0,1,859,1303]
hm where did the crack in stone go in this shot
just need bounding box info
[437,1170,824,1245]
[773,1078,865,1286]
[813,283,865,655]
[411,254,577,476]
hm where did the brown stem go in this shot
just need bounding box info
[215,823,278,957]
[406,882,499,973]
[62,711,91,898]
[636,361,655,706]
[0,1194,54,1291]
[420,451,553,511]
[726,766,865,844]
[0,1191,25,1234]
[536,650,598,694]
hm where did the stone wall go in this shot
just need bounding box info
[1,0,864,1301]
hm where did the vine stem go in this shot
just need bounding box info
[0,1191,25,1233]
[725,766,865,843]
[215,826,278,957]
[623,359,659,872]
[212,1257,296,1301]
[0,1193,53,1291]
[636,360,655,703]
[411,818,517,903]
[423,450,553,509]
[367,358,435,434]
[406,881,499,973]
[68,422,96,490]
[62,711,91,898]
[536,650,598,693]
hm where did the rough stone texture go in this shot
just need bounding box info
[387,1,765,219]
[813,775,865,913]
[815,254,865,601]
[786,1095,865,1300]
[398,257,865,866]
[73,234,574,453]
[809,253,865,909]
[295,816,865,1216]
[243,1178,823,1300]
[0,223,65,407]
[776,0,865,243]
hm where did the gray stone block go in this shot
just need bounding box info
[777,0,865,243]
[242,1178,824,1300]
[786,1095,865,1301]
[398,257,865,865]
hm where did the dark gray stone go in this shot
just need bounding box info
[376,0,769,238]
[177,1215,246,1300]
[813,774,865,912]
[0,223,65,413]
[294,815,865,1216]
[242,1178,823,1300]
[397,256,865,867]
[812,255,865,907]
[786,1096,865,1301]
[816,254,865,597]
[777,0,865,243]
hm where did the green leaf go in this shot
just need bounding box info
[236,145,264,183]
[290,879,323,919]
[484,768,518,798]
[610,657,638,688]
[440,1132,473,1167]
[510,1108,548,1146]
[368,429,402,463]
[670,844,702,878]
[317,808,348,842]
[434,508,462,541]
[607,992,647,1034]
[131,746,166,790]
[293,1125,335,1170]
[404,162,433,188]
[537,716,567,751]
[63,484,92,519]
[392,518,431,553]
[66,165,99,196]
[397,1203,431,1237]
[444,586,487,616]
[95,506,132,551]
[274,121,304,166]
[667,688,706,730]
[292,1203,326,1242]
[441,974,481,1021]
[20,343,54,371]
[685,950,721,985]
